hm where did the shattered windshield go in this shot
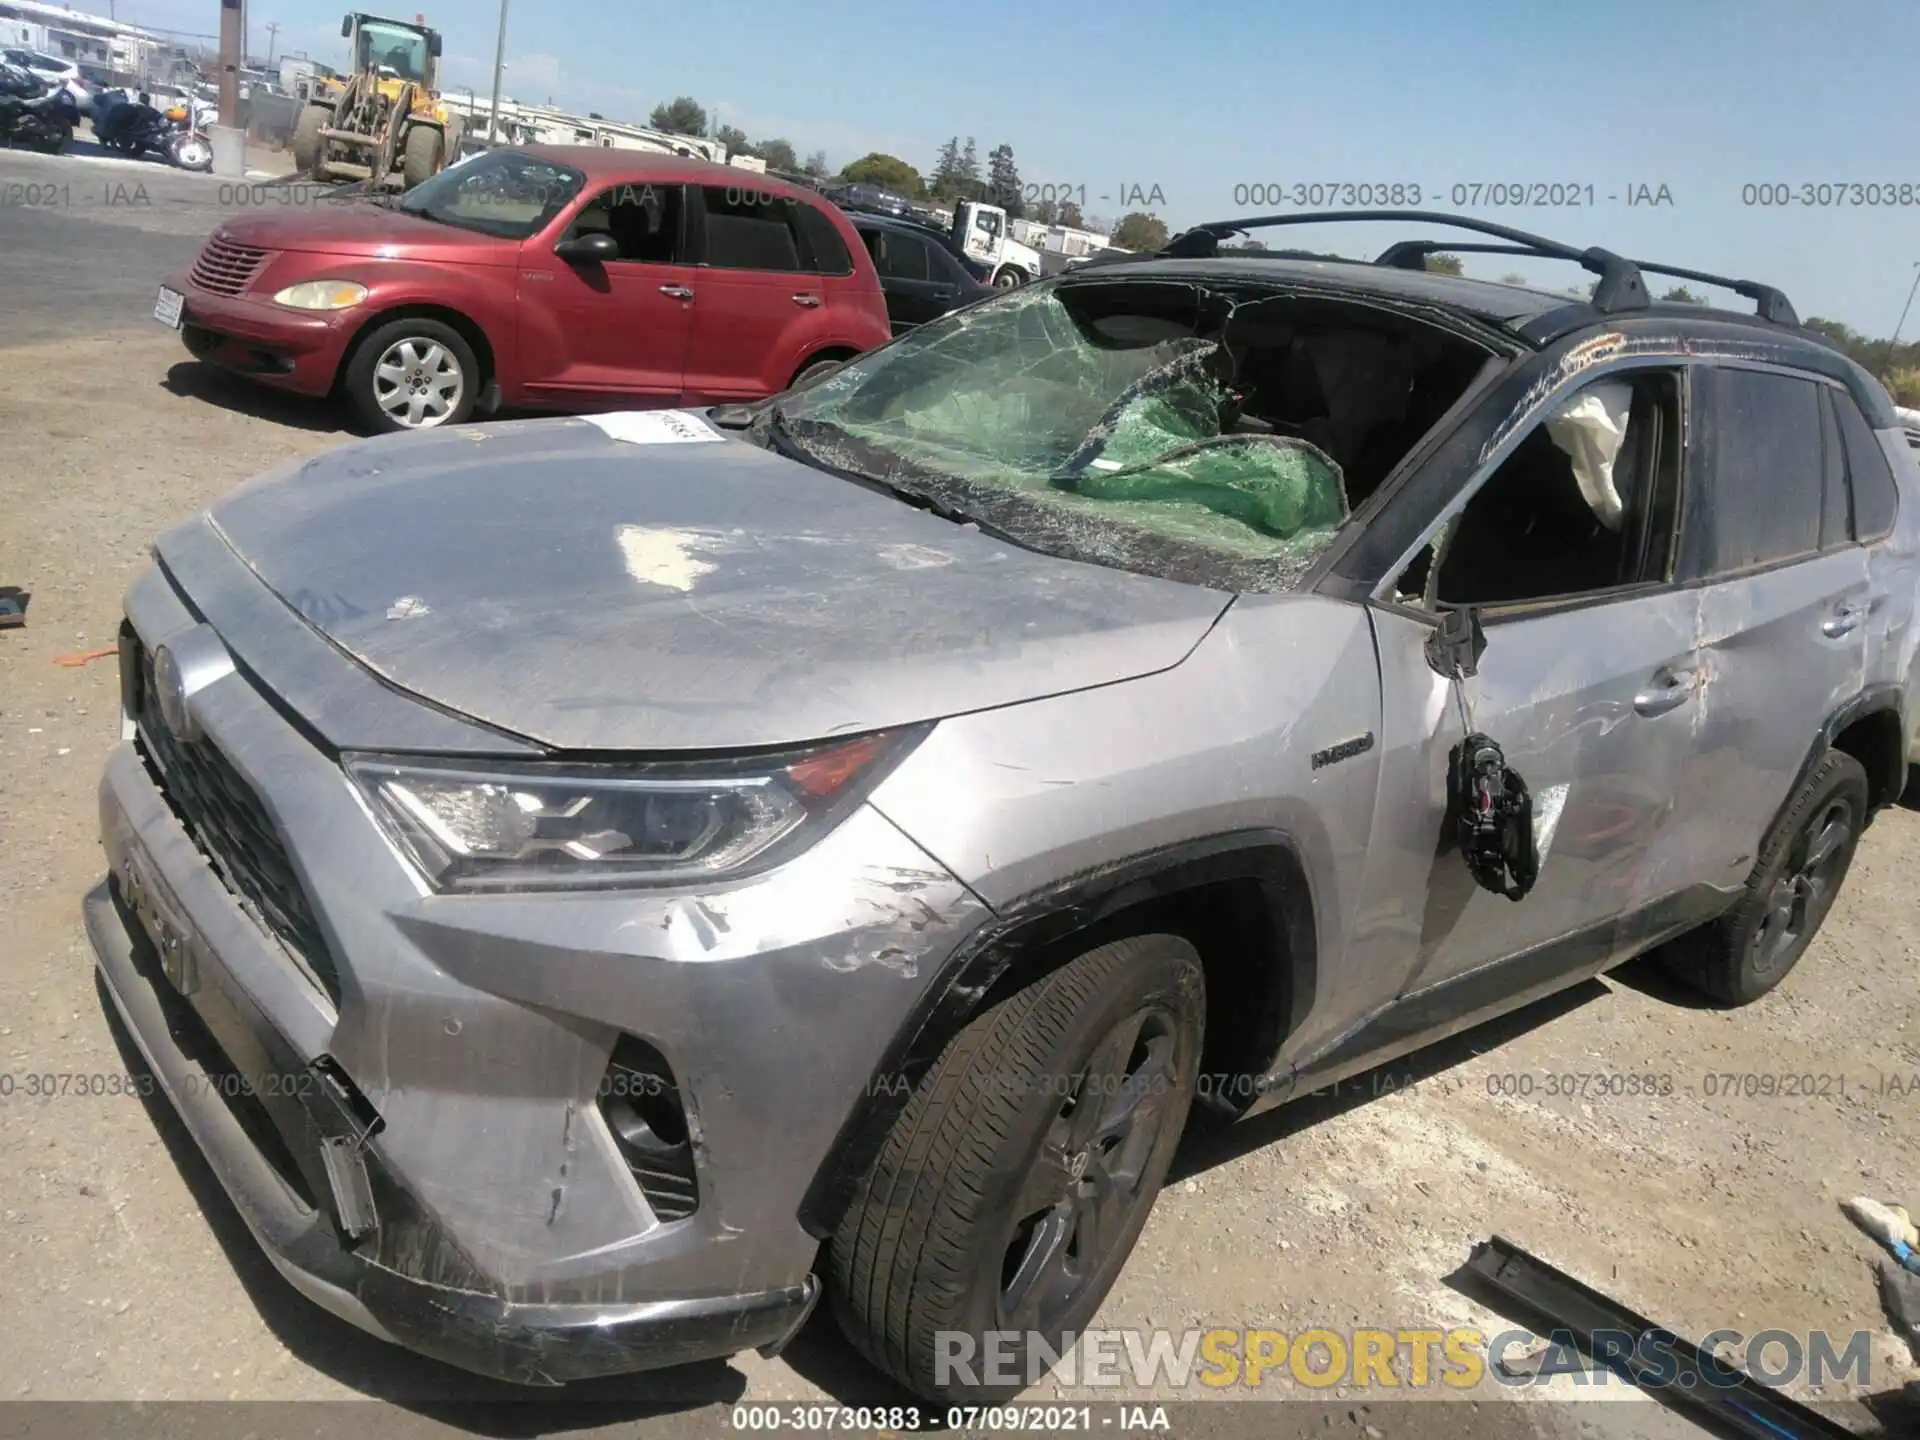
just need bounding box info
[770,278,1351,591]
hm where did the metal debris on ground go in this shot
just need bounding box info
[0,586,26,629]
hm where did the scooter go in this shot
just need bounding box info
[90,89,212,171]
[0,62,77,153]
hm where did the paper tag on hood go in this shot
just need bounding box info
[582,409,725,445]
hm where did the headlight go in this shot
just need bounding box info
[272,280,369,310]
[344,731,916,893]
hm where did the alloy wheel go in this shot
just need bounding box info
[1751,797,1853,977]
[995,1005,1182,1332]
[372,336,464,428]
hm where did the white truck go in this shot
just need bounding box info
[952,200,1045,288]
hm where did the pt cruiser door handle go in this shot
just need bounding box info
[792,293,822,307]
[1633,666,1702,718]
[659,285,694,300]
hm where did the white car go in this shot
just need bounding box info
[2,46,90,113]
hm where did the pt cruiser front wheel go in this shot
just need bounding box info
[829,935,1205,1402]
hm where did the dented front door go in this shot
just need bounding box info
[1370,592,1704,1002]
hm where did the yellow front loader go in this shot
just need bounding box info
[292,12,464,190]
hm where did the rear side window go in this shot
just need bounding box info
[699,186,802,272]
[1832,389,1900,541]
[1688,368,1826,575]
[792,202,853,276]
[867,229,930,281]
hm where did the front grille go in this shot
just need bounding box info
[123,627,342,1006]
[189,235,270,297]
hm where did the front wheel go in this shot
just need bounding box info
[992,266,1025,289]
[830,934,1205,1403]
[165,132,211,171]
[1659,749,1869,1006]
[342,318,479,433]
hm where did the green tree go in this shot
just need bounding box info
[803,150,830,178]
[648,96,707,136]
[713,124,751,157]
[1424,253,1465,276]
[757,138,798,172]
[929,136,963,198]
[1110,212,1169,252]
[987,142,1022,217]
[1223,238,1269,253]
[1884,366,1920,406]
[1029,196,1059,225]
[1057,199,1085,230]
[959,136,981,194]
[1660,284,1704,303]
[840,152,924,195]
[1499,271,1527,285]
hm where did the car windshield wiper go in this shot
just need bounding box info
[765,409,1030,546]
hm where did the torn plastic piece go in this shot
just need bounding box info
[1545,380,1631,531]
[319,1134,378,1242]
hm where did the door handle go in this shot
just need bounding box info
[659,284,694,300]
[1633,667,1702,718]
[791,293,822,307]
[1821,602,1868,639]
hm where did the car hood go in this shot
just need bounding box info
[184,416,1231,752]
[212,206,518,262]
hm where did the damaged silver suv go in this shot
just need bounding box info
[89,212,1920,1400]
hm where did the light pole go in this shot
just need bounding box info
[1886,261,1920,379]
[486,0,508,144]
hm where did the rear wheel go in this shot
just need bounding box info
[789,357,847,391]
[830,934,1205,1403]
[992,266,1024,289]
[291,102,327,175]
[1659,749,1868,1006]
[343,317,478,433]
[33,118,72,154]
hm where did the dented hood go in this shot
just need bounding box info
[186,415,1230,752]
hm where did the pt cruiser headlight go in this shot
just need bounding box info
[344,731,916,893]
[273,280,369,310]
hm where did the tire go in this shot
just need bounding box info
[165,132,211,171]
[33,119,71,154]
[1660,749,1869,1006]
[830,934,1205,1403]
[400,122,443,190]
[992,266,1024,289]
[291,102,327,176]
[789,357,846,391]
[342,318,478,434]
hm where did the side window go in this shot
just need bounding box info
[568,182,683,263]
[1831,388,1901,541]
[792,202,853,275]
[1424,370,1684,610]
[870,231,930,282]
[699,186,802,272]
[1686,367,1825,576]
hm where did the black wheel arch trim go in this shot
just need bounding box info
[796,827,1317,1240]
[1781,683,1907,834]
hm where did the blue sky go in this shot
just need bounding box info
[112,0,1920,333]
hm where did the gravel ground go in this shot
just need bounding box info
[2,146,1917,1440]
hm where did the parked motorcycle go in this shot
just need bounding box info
[90,89,212,171]
[0,62,77,154]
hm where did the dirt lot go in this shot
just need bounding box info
[2,151,1918,1440]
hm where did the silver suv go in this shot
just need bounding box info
[89,214,1920,1401]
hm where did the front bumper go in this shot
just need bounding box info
[90,558,993,1383]
[167,269,355,398]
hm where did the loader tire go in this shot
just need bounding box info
[401,123,443,190]
[291,102,327,176]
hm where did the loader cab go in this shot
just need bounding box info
[341,13,441,89]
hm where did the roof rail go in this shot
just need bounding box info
[1161,210,1798,325]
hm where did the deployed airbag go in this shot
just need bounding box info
[1545,381,1632,531]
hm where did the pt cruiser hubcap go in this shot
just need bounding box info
[373,337,463,428]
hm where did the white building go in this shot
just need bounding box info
[0,0,163,73]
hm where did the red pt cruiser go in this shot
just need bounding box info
[154,147,894,432]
